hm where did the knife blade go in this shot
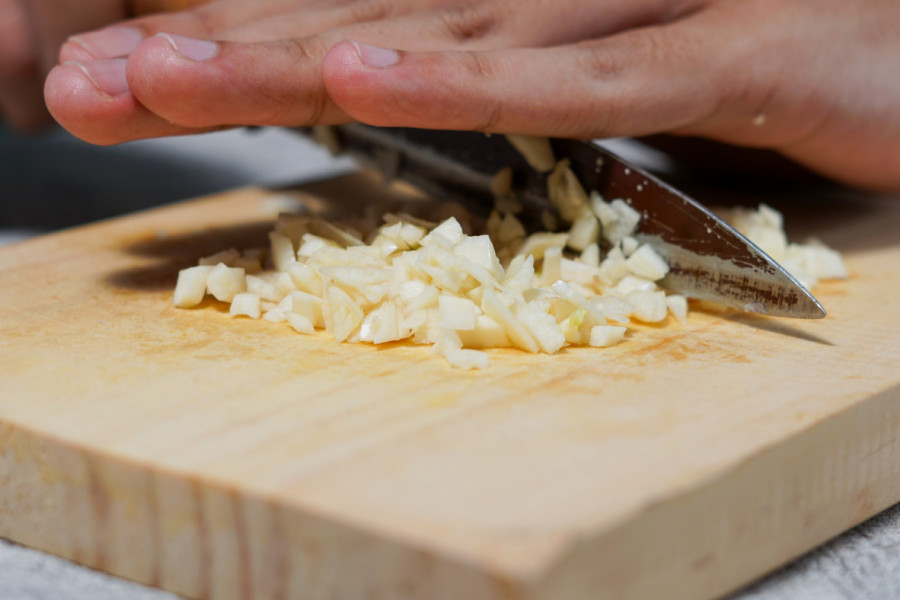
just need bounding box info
[306,124,825,319]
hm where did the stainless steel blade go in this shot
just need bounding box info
[313,124,825,319]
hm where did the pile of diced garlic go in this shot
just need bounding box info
[173,137,846,369]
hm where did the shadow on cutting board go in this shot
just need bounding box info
[105,171,453,292]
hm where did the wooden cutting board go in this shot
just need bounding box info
[2,175,899,600]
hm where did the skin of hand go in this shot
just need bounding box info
[37,0,900,191]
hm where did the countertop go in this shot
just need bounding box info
[2,125,899,600]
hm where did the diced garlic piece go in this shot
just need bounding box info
[246,272,293,302]
[286,262,323,296]
[360,301,402,343]
[290,291,324,328]
[567,207,600,251]
[592,194,641,244]
[666,294,689,324]
[306,218,366,248]
[263,309,287,323]
[411,309,441,344]
[373,301,402,344]
[199,248,240,267]
[625,244,670,281]
[597,246,629,286]
[269,232,296,271]
[541,246,563,287]
[229,293,261,319]
[580,243,600,267]
[560,308,588,344]
[458,315,510,348]
[439,294,479,331]
[548,160,591,222]
[550,281,606,325]
[496,212,526,245]
[785,241,848,281]
[433,329,490,370]
[490,167,514,197]
[589,325,627,347]
[723,204,788,258]
[173,265,213,308]
[503,254,536,293]
[453,235,504,279]
[591,296,632,324]
[421,217,464,247]
[206,263,246,303]
[323,285,364,342]
[621,236,639,257]
[286,312,316,335]
[403,284,440,313]
[298,233,339,259]
[320,266,390,290]
[615,275,657,295]
[560,258,599,288]
[627,290,668,323]
[516,302,565,354]
[506,135,556,172]
[516,232,569,261]
[481,287,539,353]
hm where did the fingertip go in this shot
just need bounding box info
[322,40,407,126]
[44,62,127,145]
[44,61,188,145]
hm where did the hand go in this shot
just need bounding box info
[43,0,900,190]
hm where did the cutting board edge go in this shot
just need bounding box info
[530,380,900,600]
[4,380,900,600]
[0,415,545,600]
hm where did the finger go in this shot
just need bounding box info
[44,58,207,144]
[211,0,441,43]
[215,0,695,52]
[58,0,304,62]
[321,0,838,147]
[320,30,728,139]
[125,34,351,130]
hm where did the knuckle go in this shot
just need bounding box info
[339,0,393,24]
[258,39,329,127]
[436,3,499,43]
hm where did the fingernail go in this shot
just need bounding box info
[67,26,144,59]
[67,59,130,97]
[157,33,218,61]
[351,41,399,68]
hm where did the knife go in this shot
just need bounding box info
[306,124,826,319]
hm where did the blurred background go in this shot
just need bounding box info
[0,124,353,245]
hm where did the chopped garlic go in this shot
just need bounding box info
[175,180,845,367]
[625,244,670,281]
[206,264,246,303]
[173,265,213,308]
[230,293,261,319]
[589,325,627,347]
[505,135,556,172]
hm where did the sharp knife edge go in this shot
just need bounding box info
[307,124,825,319]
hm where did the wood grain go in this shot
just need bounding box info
[1,178,899,600]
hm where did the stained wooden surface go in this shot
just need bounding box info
[1,178,899,600]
